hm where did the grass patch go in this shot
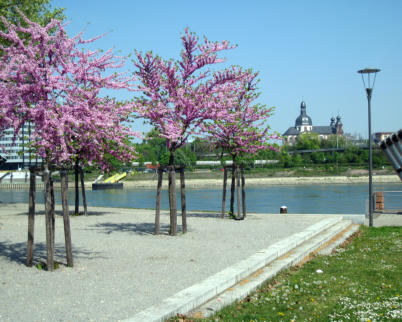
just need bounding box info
[174,226,402,321]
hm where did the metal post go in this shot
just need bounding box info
[358,68,380,227]
[367,88,373,227]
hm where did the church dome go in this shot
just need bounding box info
[295,101,312,126]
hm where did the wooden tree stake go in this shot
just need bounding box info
[221,166,227,218]
[50,177,55,246]
[180,167,187,233]
[154,168,163,235]
[61,170,73,267]
[26,168,36,266]
[230,165,235,215]
[80,167,88,216]
[43,166,54,271]
[241,167,246,219]
[168,166,177,236]
[74,160,79,215]
[236,166,241,219]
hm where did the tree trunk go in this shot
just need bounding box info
[180,167,187,234]
[43,164,54,271]
[221,166,227,218]
[80,167,88,216]
[168,152,177,236]
[241,167,246,219]
[26,168,36,267]
[61,170,73,267]
[236,166,241,219]
[154,168,163,235]
[74,160,79,215]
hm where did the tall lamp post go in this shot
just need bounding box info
[357,68,380,227]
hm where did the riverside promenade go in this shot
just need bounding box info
[0,204,351,321]
[0,203,400,321]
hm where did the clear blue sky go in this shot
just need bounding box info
[54,0,402,139]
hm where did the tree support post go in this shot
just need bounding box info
[221,166,227,218]
[50,176,55,246]
[43,166,54,271]
[236,166,241,219]
[180,167,187,233]
[80,167,88,216]
[168,166,177,236]
[241,167,246,220]
[154,168,163,235]
[26,168,36,266]
[74,160,79,215]
[230,164,235,215]
[61,170,73,267]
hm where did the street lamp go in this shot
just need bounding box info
[357,68,380,227]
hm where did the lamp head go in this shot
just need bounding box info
[357,68,381,90]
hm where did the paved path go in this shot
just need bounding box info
[366,213,402,227]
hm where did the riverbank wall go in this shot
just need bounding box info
[0,174,399,190]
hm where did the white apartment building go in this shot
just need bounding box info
[0,123,41,170]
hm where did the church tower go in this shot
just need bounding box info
[294,101,313,132]
[335,115,344,135]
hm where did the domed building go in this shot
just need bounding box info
[283,101,344,145]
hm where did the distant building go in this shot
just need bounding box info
[0,124,41,170]
[373,132,393,144]
[282,101,344,145]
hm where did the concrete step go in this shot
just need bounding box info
[189,220,359,318]
[125,217,358,322]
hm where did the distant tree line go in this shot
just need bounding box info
[131,130,390,171]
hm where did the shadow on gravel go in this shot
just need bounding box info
[181,212,221,219]
[13,210,113,217]
[0,241,104,265]
[88,222,184,236]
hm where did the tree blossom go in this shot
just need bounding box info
[133,28,250,162]
[204,71,279,160]
[0,11,138,169]
[203,72,280,219]
[133,29,253,235]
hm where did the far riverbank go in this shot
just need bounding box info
[0,174,399,190]
[123,174,400,189]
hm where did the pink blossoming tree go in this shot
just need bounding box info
[204,72,279,219]
[133,29,250,235]
[0,12,137,269]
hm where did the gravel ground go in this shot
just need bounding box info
[0,203,333,321]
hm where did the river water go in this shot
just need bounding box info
[1,182,401,214]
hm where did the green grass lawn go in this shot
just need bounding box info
[174,226,402,321]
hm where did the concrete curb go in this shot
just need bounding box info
[190,220,359,318]
[318,224,360,255]
[124,217,343,322]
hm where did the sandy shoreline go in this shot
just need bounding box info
[123,174,400,189]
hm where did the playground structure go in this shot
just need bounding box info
[380,129,402,180]
[92,172,126,190]
[103,172,127,183]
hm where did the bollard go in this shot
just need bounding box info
[375,192,384,210]
[280,206,288,214]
